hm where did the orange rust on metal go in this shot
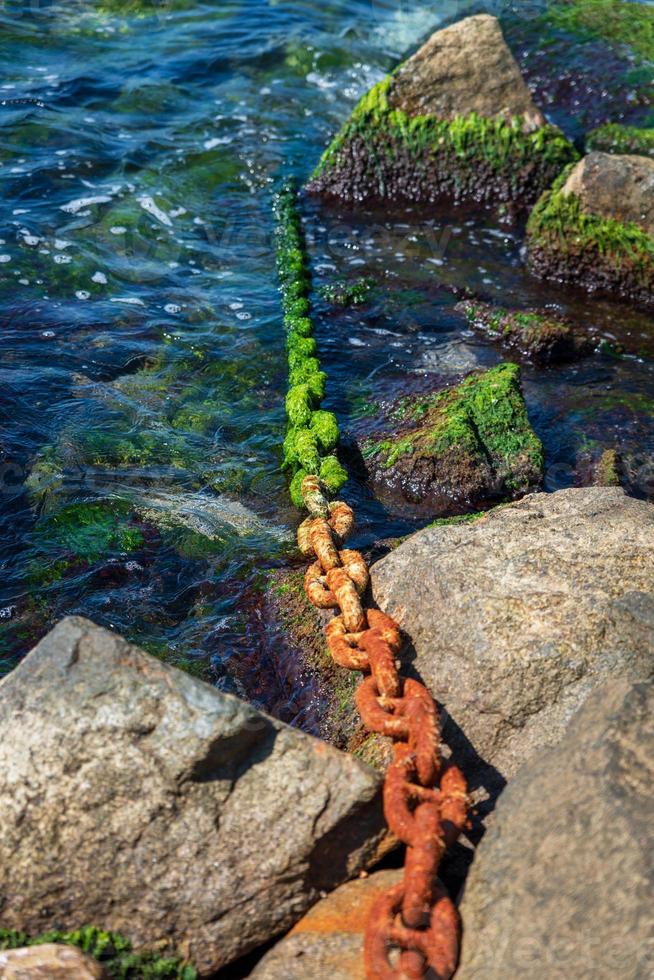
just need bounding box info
[296,474,469,980]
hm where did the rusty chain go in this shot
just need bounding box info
[297,473,469,980]
[274,180,469,977]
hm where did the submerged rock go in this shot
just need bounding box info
[0,945,105,979]
[457,677,654,980]
[0,618,385,976]
[250,869,403,980]
[586,122,654,159]
[456,299,593,364]
[370,488,654,788]
[359,363,544,518]
[527,152,654,307]
[307,15,576,206]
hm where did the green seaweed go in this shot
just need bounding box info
[32,500,144,567]
[273,181,348,506]
[546,0,654,63]
[0,925,195,979]
[586,122,654,158]
[310,75,577,201]
[319,277,377,307]
[365,363,544,492]
[526,177,654,295]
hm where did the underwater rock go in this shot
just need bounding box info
[359,363,544,518]
[527,152,654,307]
[0,618,385,976]
[457,677,654,980]
[307,14,576,206]
[370,487,654,790]
[586,122,654,159]
[0,944,106,979]
[456,299,593,364]
[250,869,404,980]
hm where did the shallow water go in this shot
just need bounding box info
[0,1,653,719]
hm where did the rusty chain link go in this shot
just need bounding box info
[297,473,469,980]
[274,181,469,977]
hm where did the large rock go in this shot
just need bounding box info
[527,152,654,307]
[250,869,403,980]
[358,363,544,519]
[457,678,654,980]
[0,618,385,976]
[307,15,575,205]
[370,488,654,790]
[0,945,105,979]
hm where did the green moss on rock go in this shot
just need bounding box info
[361,363,544,517]
[319,277,377,307]
[457,299,593,364]
[526,175,654,307]
[307,76,576,205]
[0,924,195,979]
[586,123,654,158]
[547,0,654,63]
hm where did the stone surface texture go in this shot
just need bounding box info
[0,945,105,980]
[457,678,654,980]
[390,14,545,128]
[370,488,654,784]
[250,870,403,980]
[0,618,385,976]
[562,151,654,235]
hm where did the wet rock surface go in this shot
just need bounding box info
[457,677,654,980]
[0,945,106,980]
[370,488,654,792]
[307,15,575,205]
[0,618,386,976]
[249,870,403,980]
[561,152,654,236]
[390,14,544,127]
[456,299,593,364]
[357,363,544,519]
[527,153,654,307]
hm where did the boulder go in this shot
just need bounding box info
[370,488,654,791]
[586,122,654,160]
[358,363,544,519]
[0,618,386,976]
[250,870,403,980]
[457,677,654,980]
[0,945,105,979]
[307,15,575,205]
[456,300,593,364]
[527,152,654,307]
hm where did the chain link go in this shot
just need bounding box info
[298,474,469,979]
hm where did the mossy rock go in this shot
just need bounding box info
[0,924,195,979]
[526,158,654,308]
[307,16,577,206]
[360,363,544,518]
[586,123,654,158]
[545,0,654,64]
[456,299,593,364]
[319,277,377,308]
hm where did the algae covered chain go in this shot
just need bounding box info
[273,185,469,979]
[273,180,348,507]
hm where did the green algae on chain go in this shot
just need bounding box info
[307,76,577,205]
[273,181,347,508]
[526,165,654,307]
[586,123,654,159]
[0,925,196,980]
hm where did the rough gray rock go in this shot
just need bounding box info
[250,870,403,980]
[371,488,654,792]
[0,618,385,977]
[562,151,654,236]
[457,678,654,980]
[391,14,545,129]
[0,945,105,979]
